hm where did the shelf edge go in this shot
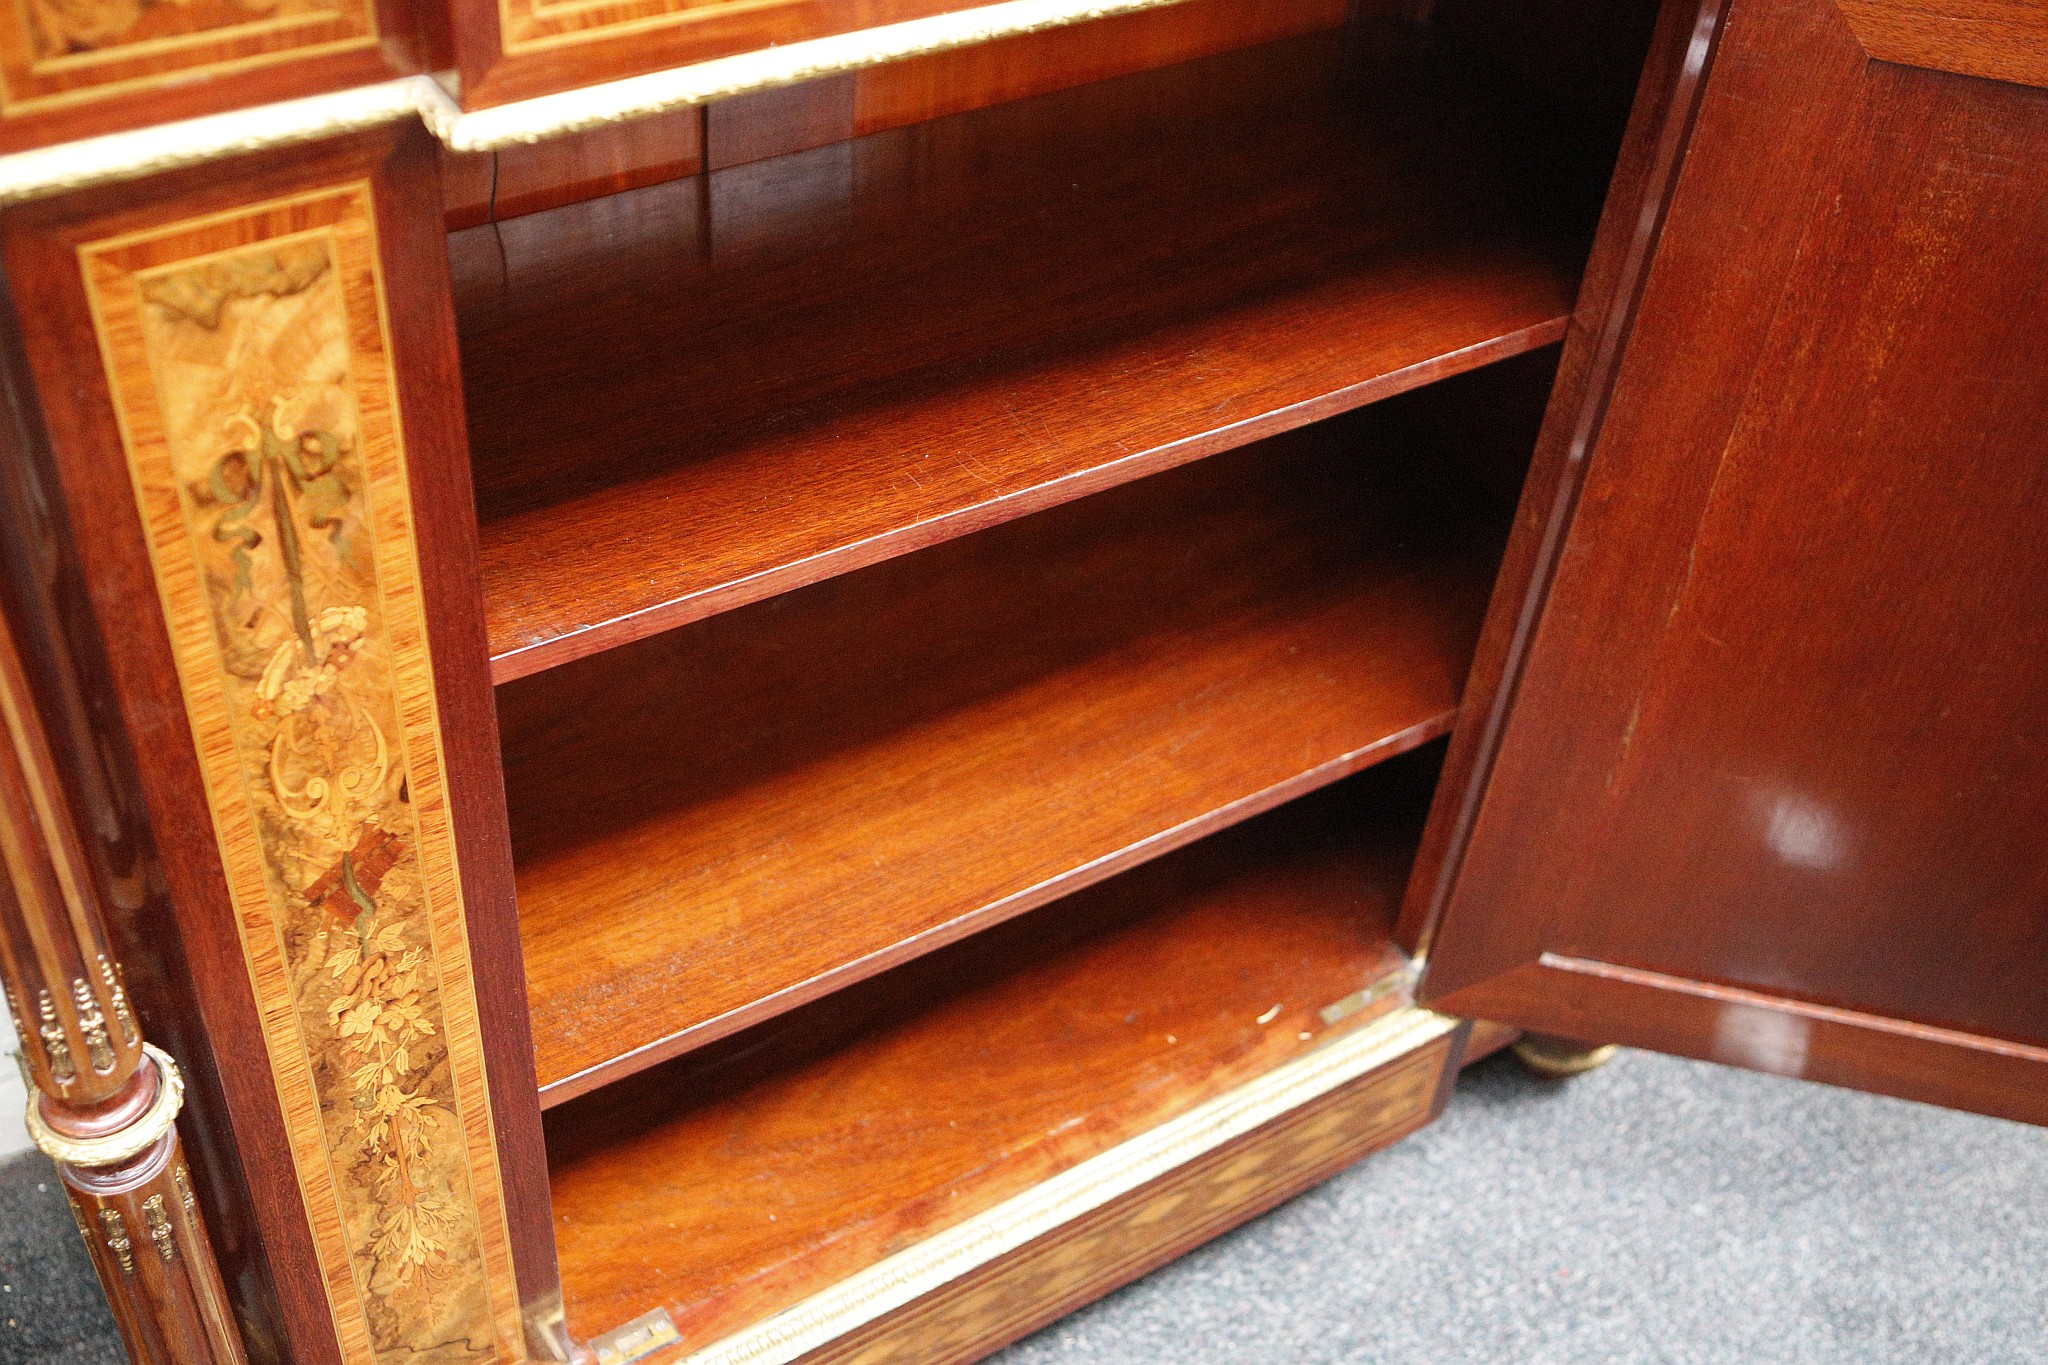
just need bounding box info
[533,708,1457,1104]
[485,317,1571,684]
[650,1002,1456,1365]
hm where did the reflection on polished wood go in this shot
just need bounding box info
[505,410,1514,1100]
[545,766,1436,1353]
[0,599,245,1365]
[14,3,2048,1364]
[1419,0,2048,1123]
[82,180,529,1364]
[457,30,1578,679]
[701,0,1354,170]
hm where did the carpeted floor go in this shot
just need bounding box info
[5,1048,2044,1364]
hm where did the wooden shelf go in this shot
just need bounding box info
[503,406,1516,1100]
[545,762,1432,1352]
[456,29,1576,681]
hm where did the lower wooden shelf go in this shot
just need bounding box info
[545,760,1454,1361]
[504,388,1531,1100]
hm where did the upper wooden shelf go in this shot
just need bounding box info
[455,30,1576,682]
[500,406,1515,1101]
[544,761,1430,1353]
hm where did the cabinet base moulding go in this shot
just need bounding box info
[576,1007,1466,1365]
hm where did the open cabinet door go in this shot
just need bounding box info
[1412,0,2048,1125]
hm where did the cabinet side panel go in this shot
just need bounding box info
[2,128,546,1365]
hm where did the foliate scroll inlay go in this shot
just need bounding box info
[84,185,522,1365]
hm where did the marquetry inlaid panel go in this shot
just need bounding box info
[80,184,524,1365]
[0,0,375,116]
[1836,0,2048,89]
[803,1037,1454,1365]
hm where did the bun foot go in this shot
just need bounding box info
[1511,1033,1619,1079]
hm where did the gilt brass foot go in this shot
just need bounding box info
[1511,1033,1619,1079]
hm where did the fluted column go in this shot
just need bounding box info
[0,604,246,1365]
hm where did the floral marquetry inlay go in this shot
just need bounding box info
[82,185,524,1365]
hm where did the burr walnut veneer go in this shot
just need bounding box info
[0,0,2041,1362]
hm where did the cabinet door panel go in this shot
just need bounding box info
[1419,0,2048,1125]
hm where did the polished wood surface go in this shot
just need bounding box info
[850,0,1359,138]
[1,125,562,1362]
[1421,0,2048,1124]
[455,30,1578,680]
[1836,0,2048,88]
[444,108,705,228]
[81,179,531,1363]
[1474,958,2048,1123]
[444,0,1351,228]
[454,0,992,109]
[0,219,303,1365]
[1398,0,1709,952]
[545,766,1432,1352]
[458,0,1321,110]
[0,586,245,1365]
[799,1030,1463,1365]
[703,0,1355,170]
[0,0,417,155]
[504,403,1519,1100]
[1461,1018,1523,1064]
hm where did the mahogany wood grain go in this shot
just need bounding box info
[1460,1018,1522,1064]
[443,146,501,230]
[544,766,1433,1352]
[852,0,1363,135]
[443,0,1356,226]
[1419,0,2048,1123]
[455,0,942,109]
[504,401,1524,1101]
[456,31,1579,681]
[1397,0,1710,953]
[795,1030,1463,1365]
[701,0,1357,171]
[456,0,1349,110]
[445,109,707,229]
[448,0,1358,227]
[1470,959,2048,1126]
[705,72,857,170]
[0,0,432,154]
[1836,0,2048,89]
[0,126,561,1360]
[0,369,250,1363]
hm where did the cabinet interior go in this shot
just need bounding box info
[450,0,1660,1352]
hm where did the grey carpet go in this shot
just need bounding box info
[4,1049,2044,1364]
[0,1152,120,1364]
